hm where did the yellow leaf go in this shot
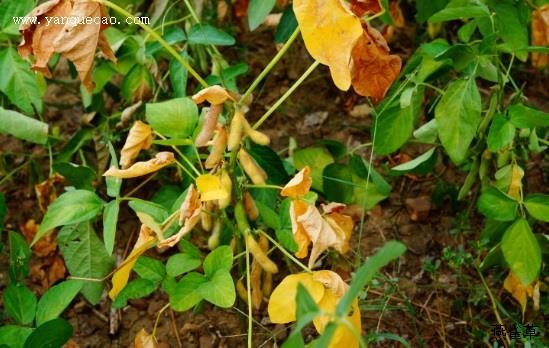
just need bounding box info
[281,167,312,197]
[109,226,156,299]
[158,185,201,248]
[136,212,164,240]
[103,152,175,178]
[507,164,524,200]
[192,85,235,105]
[217,169,233,209]
[52,0,116,91]
[290,199,311,258]
[196,174,230,201]
[531,4,549,68]
[504,272,540,316]
[120,121,153,169]
[324,212,354,254]
[293,0,363,90]
[134,329,158,348]
[268,273,325,323]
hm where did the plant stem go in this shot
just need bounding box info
[154,131,201,177]
[253,60,320,129]
[244,184,283,190]
[152,303,171,337]
[98,0,208,87]
[245,235,253,348]
[258,230,312,273]
[240,27,301,105]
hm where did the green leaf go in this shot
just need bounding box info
[428,0,490,23]
[106,142,122,197]
[178,239,203,259]
[146,97,198,138]
[0,0,34,35]
[203,246,233,278]
[248,0,276,31]
[501,219,541,285]
[102,200,119,256]
[349,155,391,196]
[277,198,299,253]
[487,114,515,152]
[169,272,208,311]
[524,194,549,222]
[256,201,281,230]
[23,319,72,348]
[390,148,437,174]
[477,187,518,221]
[296,284,320,320]
[134,256,166,283]
[480,220,512,246]
[3,284,36,325]
[415,0,449,23]
[34,190,105,245]
[275,6,298,44]
[508,104,549,128]
[248,144,290,185]
[293,147,334,191]
[198,271,235,308]
[435,77,481,164]
[8,232,31,281]
[0,47,43,114]
[0,192,6,231]
[491,1,528,61]
[374,86,424,155]
[166,253,202,277]
[0,107,48,144]
[187,24,235,46]
[112,278,157,308]
[57,222,114,304]
[170,51,189,97]
[413,119,438,144]
[52,163,95,190]
[121,64,154,101]
[323,163,355,204]
[0,325,32,348]
[35,280,83,326]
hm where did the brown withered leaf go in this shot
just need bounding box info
[21,219,57,257]
[103,152,175,178]
[135,329,158,348]
[531,4,549,68]
[18,0,72,77]
[158,185,202,248]
[290,200,311,258]
[120,121,153,169]
[35,174,65,213]
[404,196,431,222]
[281,167,312,198]
[351,25,401,101]
[192,85,235,105]
[53,0,116,91]
[349,0,382,17]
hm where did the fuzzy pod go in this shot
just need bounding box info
[208,218,223,250]
[243,191,259,221]
[227,110,244,151]
[262,271,273,297]
[205,127,228,169]
[236,279,249,304]
[242,117,270,146]
[235,201,251,235]
[239,148,267,185]
[217,170,232,209]
[251,260,263,310]
[195,104,223,147]
[246,234,278,274]
[200,202,213,232]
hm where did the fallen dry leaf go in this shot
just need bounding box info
[281,167,312,198]
[120,121,153,169]
[35,174,64,213]
[504,272,540,316]
[109,225,157,299]
[351,25,401,101]
[531,4,549,68]
[52,0,116,91]
[349,0,382,16]
[293,0,363,90]
[21,219,57,257]
[404,196,431,222]
[103,152,175,178]
[134,328,158,348]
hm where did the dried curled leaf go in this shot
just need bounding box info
[504,272,540,316]
[531,4,549,68]
[120,121,153,169]
[134,329,158,348]
[293,0,363,90]
[192,85,235,105]
[158,188,202,248]
[103,152,175,178]
[18,0,72,77]
[239,148,267,185]
[196,174,230,201]
[290,199,311,258]
[351,25,401,101]
[349,0,382,17]
[281,167,312,197]
[205,127,228,169]
[195,104,224,147]
[109,226,156,299]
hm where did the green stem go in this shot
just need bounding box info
[253,60,320,129]
[239,27,301,105]
[98,0,208,87]
[0,160,30,186]
[154,131,201,177]
[258,230,312,273]
[244,184,283,190]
